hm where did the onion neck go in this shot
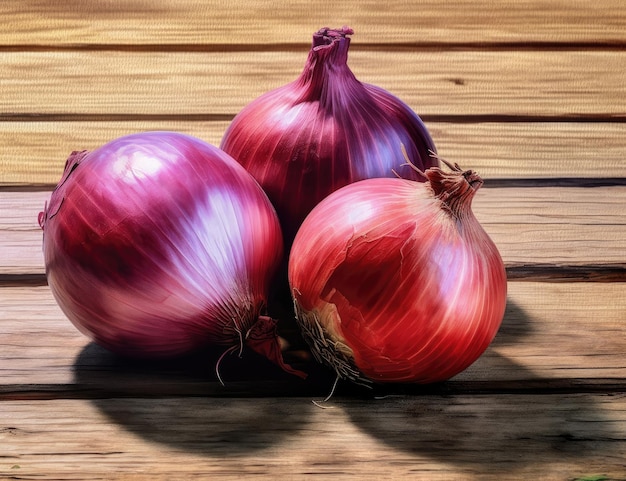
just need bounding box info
[295,26,358,104]
[38,150,90,230]
[424,159,483,219]
[245,315,307,379]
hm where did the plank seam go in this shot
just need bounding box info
[2,378,626,401]
[2,114,626,123]
[3,178,626,192]
[2,265,626,286]
[1,41,626,53]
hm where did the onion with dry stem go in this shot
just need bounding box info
[288,158,507,385]
[221,26,438,248]
[39,131,304,379]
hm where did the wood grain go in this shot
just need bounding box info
[0,394,624,480]
[0,121,230,186]
[1,282,625,394]
[2,0,625,46]
[3,122,626,186]
[1,51,624,117]
[2,1,625,479]
[2,187,624,277]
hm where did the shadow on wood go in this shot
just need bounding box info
[490,298,534,347]
[89,396,318,457]
[71,344,326,456]
[72,294,621,464]
[343,389,623,472]
[341,299,620,472]
[70,297,534,399]
[72,341,336,398]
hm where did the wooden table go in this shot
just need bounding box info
[2,1,625,479]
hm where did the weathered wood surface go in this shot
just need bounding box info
[2,51,624,118]
[2,0,625,479]
[2,0,625,45]
[1,395,625,481]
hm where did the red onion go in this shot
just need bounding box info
[288,160,507,385]
[39,131,303,377]
[220,26,438,246]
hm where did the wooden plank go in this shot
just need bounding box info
[0,121,230,186]
[3,4,622,480]
[0,394,624,480]
[0,191,46,275]
[473,186,626,267]
[0,282,625,394]
[2,0,625,45]
[1,51,625,117]
[3,122,626,186]
[433,122,626,180]
[2,187,625,276]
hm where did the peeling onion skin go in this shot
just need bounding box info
[220,26,438,247]
[39,132,288,362]
[288,162,507,385]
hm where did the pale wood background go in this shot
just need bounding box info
[1,1,625,480]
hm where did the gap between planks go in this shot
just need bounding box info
[2,379,626,402]
[2,41,626,53]
[3,265,626,287]
[3,113,626,123]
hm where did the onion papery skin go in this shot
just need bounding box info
[220,26,438,247]
[39,131,286,360]
[288,165,507,385]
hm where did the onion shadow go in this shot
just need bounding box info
[489,298,534,347]
[342,354,621,472]
[72,343,326,456]
[84,395,314,457]
[340,299,621,473]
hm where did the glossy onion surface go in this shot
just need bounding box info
[221,27,438,246]
[289,165,507,384]
[39,132,284,358]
